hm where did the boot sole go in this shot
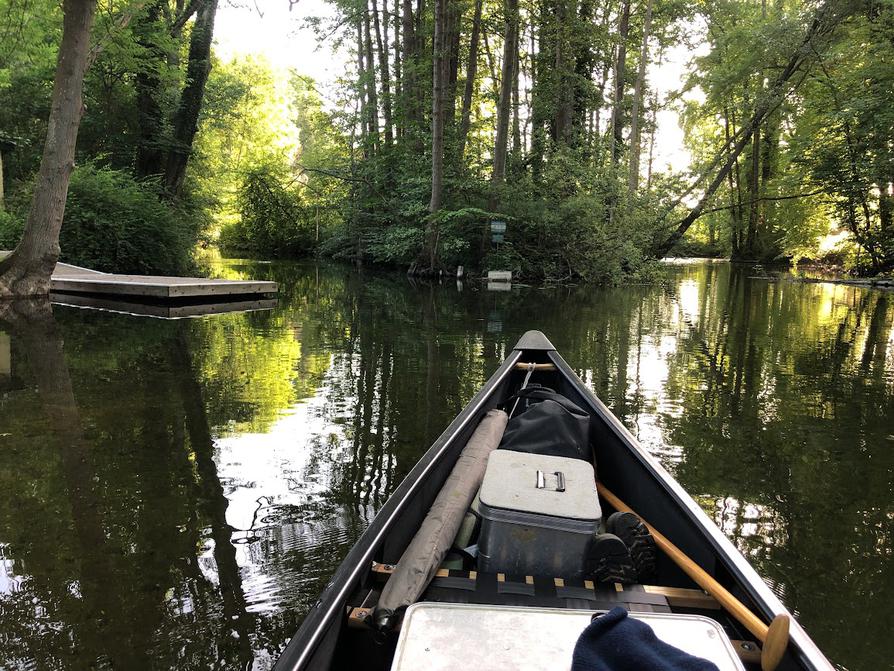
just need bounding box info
[587,534,638,584]
[607,511,657,583]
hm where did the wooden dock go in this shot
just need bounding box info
[0,252,278,300]
[50,293,278,318]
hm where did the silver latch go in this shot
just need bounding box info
[536,470,566,492]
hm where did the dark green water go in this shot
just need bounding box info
[0,260,891,670]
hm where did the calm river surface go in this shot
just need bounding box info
[0,260,891,670]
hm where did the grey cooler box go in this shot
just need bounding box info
[477,450,601,578]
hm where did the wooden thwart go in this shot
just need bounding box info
[512,362,557,371]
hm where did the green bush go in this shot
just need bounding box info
[2,168,201,275]
[0,209,24,249]
[56,165,201,274]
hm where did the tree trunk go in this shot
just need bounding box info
[363,1,381,155]
[511,46,521,161]
[609,0,631,167]
[393,0,402,138]
[457,0,483,160]
[0,0,96,299]
[134,0,166,178]
[445,0,461,128]
[357,15,370,151]
[400,0,418,146]
[572,0,594,142]
[627,0,653,193]
[553,0,573,143]
[372,0,393,149]
[0,150,5,211]
[744,117,761,257]
[491,0,518,187]
[426,0,448,266]
[164,0,218,198]
[723,106,743,256]
[645,43,664,190]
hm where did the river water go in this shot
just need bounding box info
[0,260,890,670]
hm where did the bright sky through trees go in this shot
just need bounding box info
[213,0,702,171]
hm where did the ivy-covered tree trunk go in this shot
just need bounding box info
[164,0,218,198]
[0,0,96,299]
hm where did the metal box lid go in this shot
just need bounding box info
[391,603,746,671]
[479,451,600,522]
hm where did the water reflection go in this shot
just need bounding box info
[0,261,890,670]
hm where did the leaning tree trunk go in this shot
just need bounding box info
[164,0,219,198]
[0,0,97,299]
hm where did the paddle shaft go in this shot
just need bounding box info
[597,482,770,642]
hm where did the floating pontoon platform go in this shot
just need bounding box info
[0,252,278,301]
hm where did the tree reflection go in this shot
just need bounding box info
[0,261,890,671]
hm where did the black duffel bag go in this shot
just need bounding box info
[499,386,591,461]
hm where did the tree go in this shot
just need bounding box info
[0,0,97,298]
[164,0,219,197]
[653,1,848,259]
[491,0,518,188]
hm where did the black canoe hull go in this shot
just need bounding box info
[274,331,832,671]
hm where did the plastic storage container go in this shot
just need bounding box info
[391,603,746,671]
[477,450,601,578]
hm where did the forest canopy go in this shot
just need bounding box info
[0,0,892,281]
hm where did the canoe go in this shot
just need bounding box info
[274,331,833,671]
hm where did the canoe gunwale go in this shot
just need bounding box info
[545,348,833,671]
[273,348,523,671]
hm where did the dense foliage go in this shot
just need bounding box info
[0,0,892,279]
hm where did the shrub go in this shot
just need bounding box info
[0,209,24,249]
[1,167,200,275]
[59,165,201,274]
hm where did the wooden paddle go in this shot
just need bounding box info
[597,483,790,671]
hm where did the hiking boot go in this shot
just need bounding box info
[586,533,638,584]
[606,511,657,583]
